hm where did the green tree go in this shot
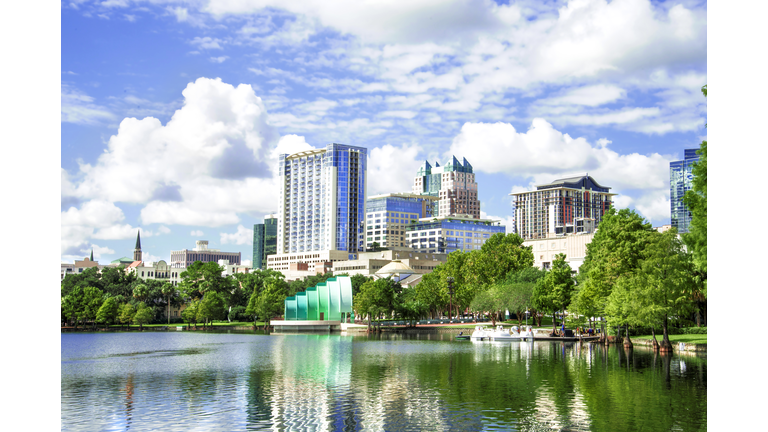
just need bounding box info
[160,283,177,325]
[349,274,373,297]
[353,278,397,330]
[96,296,119,329]
[683,85,707,302]
[469,287,503,326]
[62,286,85,329]
[118,303,135,329]
[179,261,234,300]
[498,267,546,325]
[82,286,105,330]
[604,275,643,346]
[578,207,654,319]
[197,291,227,327]
[182,300,200,327]
[463,233,534,288]
[532,254,575,333]
[132,283,150,303]
[133,302,153,330]
[633,230,697,351]
[246,279,288,329]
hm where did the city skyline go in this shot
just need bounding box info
[60,1,707,265]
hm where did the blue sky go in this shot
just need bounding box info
[59,0,707,265]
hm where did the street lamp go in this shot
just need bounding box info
[446,276,455,321]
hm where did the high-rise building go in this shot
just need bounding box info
[365,193,438,249]
[412,156,480,219]
[670,149,699,234]
[276,143,367,259]
[252,214,277,269]
[405,215,505,254]
[511,175,615,240]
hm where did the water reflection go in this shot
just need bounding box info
[62,332,706,431]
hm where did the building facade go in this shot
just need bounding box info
[252,213,278,269]
[405,215,505,254]
[365,193,438,249]
[511,175,614,240]
[333,249,446,277]
[170,240,241,268]
[277,144,368,258]
[523,232,595,271]
[412,156,480,219]
[670,149,699,234]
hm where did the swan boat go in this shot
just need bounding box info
[489,325,535,341]
[470,325,492,341]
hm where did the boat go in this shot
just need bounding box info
[455,331,470,340]
[470,325,492,341]
[488,325,535,341]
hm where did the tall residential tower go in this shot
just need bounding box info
[276,143,368,259]
[252,213,277,269]
[511,175,615,240]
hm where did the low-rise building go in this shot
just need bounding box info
[170,240,241,269]
[333,248,447,277]
[405,215,505,254]
[522,232,595,271]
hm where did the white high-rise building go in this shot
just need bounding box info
[276,143,368,259]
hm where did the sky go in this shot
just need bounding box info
[59,0,708,266]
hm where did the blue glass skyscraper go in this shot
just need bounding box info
[670,149,699,234]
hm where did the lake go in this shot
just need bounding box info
[61,331,706,431]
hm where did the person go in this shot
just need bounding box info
[561,322,565,337]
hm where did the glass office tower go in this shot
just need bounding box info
[670,149,700,234]
[252,214,277,269]
[365,193,437,249]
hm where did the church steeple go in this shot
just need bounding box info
[90,249,94,261]
[133,230,142,262]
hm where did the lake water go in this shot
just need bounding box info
[61,331,706,431]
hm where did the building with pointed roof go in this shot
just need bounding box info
[412,156,480,219]
[133,230,142,262]
[510,174,615,240]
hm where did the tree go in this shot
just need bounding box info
[82,286,105,330]
[498,267,546,325]
[632,230,697,351]
[118,303,135,329]
[179,261,234,301]
[463,233,534,288]
[353,278,397,330]
[160,283,177,325]
[133,302,153,330]
[349,274,373,297]
[469,287,503,326]
[578,207,654,319]
[96,297,119,329]
[246,279,288,329]
[197,292,227,327]
[182,300,200,328]
[604,275,643,347]
[532,254,575,333]
[683,85,707,300]
[62,286,85,329]
[132,283,150,303]
[370,242,381,252]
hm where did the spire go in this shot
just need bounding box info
[90,249,94,261]
[133,230,142,262]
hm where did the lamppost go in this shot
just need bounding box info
[446,276,455,321]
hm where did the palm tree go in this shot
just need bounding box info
[161,283,177,325]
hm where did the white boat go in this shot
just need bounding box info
[470,325,492,341]
[489,325,535,341]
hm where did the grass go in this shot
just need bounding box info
[633,334,707,344]
[100,321,266,329]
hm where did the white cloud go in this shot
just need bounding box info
[367,143,422,195]
[480,210,515,234]
[190,36,224,50]
[169,6,189,22]
[141,252,165,264]
[64,78,282,231]
[61,84,115,125]
[220,224,254,245]
[158,225,171,234]
[242,259,253,267]
[191,230,204,236]
[536,84,627,108]
[61,200,125,255]
[272,134,315,159]
[449,118,673,224]
[210,56,229,63]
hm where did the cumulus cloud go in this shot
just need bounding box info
[66,78,280,227]
[220,224,254,245]
[367,143,423,195]
[449,119,673,224]
[191,230,204,236]
[480,210,515,234]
